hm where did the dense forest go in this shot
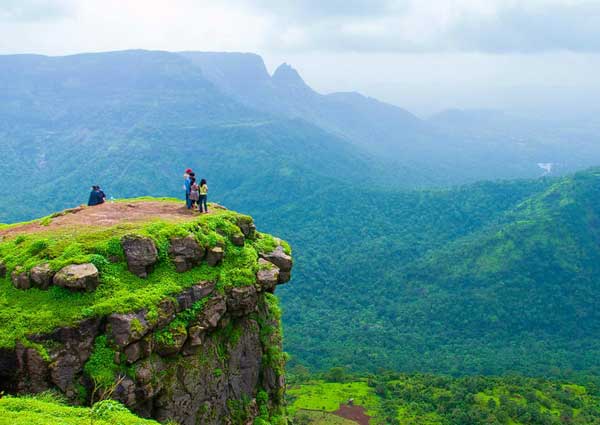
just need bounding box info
[262,169,600,376]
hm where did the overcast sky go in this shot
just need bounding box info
[1,0,599,117]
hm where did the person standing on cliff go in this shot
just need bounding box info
[184,168,193,209]
[198,179,208,213]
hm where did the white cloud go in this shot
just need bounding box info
[0,0,78,21]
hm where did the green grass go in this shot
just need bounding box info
[291,374,600,425]
[287,380,379,415]
[0,393,161,425]
[293,409,357,425]
[0,202,288,350]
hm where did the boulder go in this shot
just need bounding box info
[121,236,158,278]
[176,281,215,312]
[156,298,177,329]
[206,246,224,266]
[230,233,245,247]
[187,326,206,348]
[194,295,226,329]
[107,310,153,348]
[0,261,6,278]
[236,217,256,239]
[11,267,30,290]
[124,337,153,364]
[227,286,258,317]
[53,263,99,291]
[154,326,188,357]
[278,271,291,283]
[30,263,53,290]
[256,259,279,292]
[259,245,292,273]
[169,236,205,272]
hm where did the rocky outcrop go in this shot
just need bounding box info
[260,244,293,283]
[121,236,158,278]
[2,254,291,425]
[53,263,99,291]
[256,258,280,292]
[169,235,205,272]
[206,246,224,266]
[0,210,291,425]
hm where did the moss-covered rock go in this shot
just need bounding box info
[0,199,292,425]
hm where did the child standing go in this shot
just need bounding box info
[189,177,199,208]
[198,179,208,213]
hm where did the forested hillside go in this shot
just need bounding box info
[266,169,600,376]
[3,50,600,224]
[2,50,600,381]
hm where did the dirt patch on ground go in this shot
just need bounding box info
[0,201,207,237]
[332,404,371,425]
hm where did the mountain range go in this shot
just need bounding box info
[1,49,600,379]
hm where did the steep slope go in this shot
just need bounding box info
[181,52,430,157]
[181,51,600,183]
[0,50,385,223]
[265,169,600,376]
[0,200,292,425]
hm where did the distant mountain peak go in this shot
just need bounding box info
[272,63,308,88]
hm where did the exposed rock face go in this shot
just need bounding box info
[227,286,258,317]
[260,245,293,283]
[16,317,103,398]
[2,261,290,425]
[256,258,280,292]
[53,263,99,291]
[169,235,205,272]
[0,212,291,425]
[206,246,224,266]
[121,236,158,278]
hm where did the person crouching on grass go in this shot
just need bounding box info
[198,179,208,213]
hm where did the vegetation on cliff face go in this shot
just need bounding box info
[0,199,292,425]
[287,373,600,425]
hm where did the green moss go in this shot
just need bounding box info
[154,319,187,347]
[0,394,160,425]
[83,335,119,391]
[253,233,291,255]
[0,201,290,350]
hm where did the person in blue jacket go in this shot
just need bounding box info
[88,185,106,206]
[184,168,194,209]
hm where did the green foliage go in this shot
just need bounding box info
[0,201,288,353]
[288,374,600,425]
[84,335,119,391]
[0,393,159,425]
[266,170,600,376]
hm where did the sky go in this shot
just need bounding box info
[1,0,599,117]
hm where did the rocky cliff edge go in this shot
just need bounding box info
[0,199,292,425]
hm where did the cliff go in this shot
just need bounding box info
[0,199,292,425]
